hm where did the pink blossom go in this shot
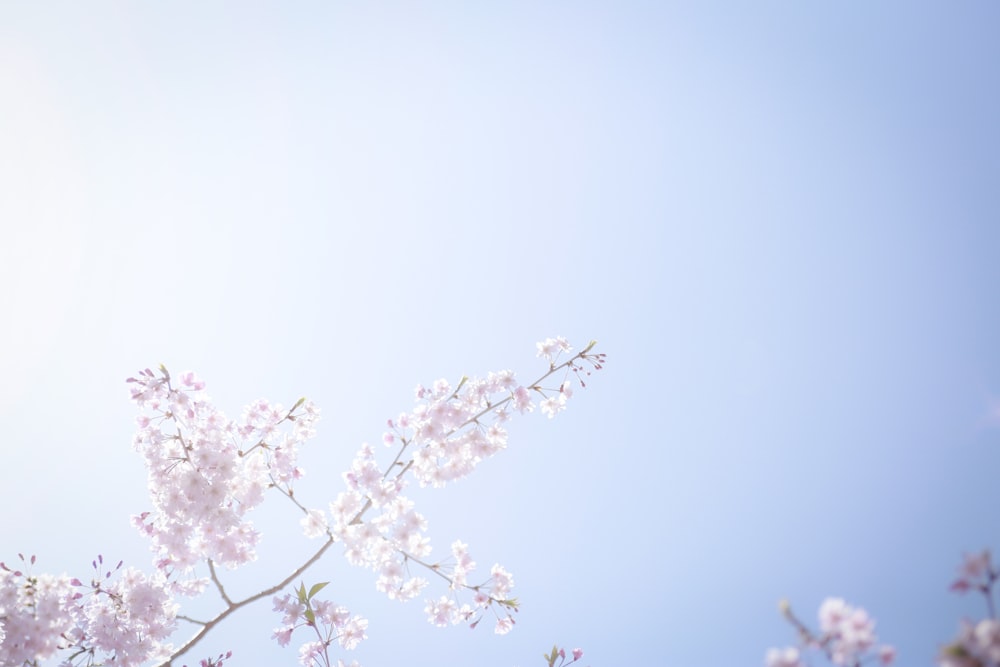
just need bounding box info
[424,596,457,627]
[540,395,566,418]
[300,509,328,539]
[536,336,572,363]
[297,640,325,667]
[494,616,514,635]
[338,616,368,650]
[512,386,534,413]
[180,370,206,390]
[272,626,294,647]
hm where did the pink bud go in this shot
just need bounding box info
[950,579,971,593]
[572,649,584,660]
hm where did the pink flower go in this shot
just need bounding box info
[536,337,572,363]
[424,596,457,627]
[540,395,566,418]
[974,619,1000,664]
[338,616,368,650]
[300,509,328,539]
[494,616,514,635]
[272,627,293,647]
[180,370,206,390]
[297,641,324,667]
[512,386,534,414]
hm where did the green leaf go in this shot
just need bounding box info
[304,608,315,625]
[308,581,329,599]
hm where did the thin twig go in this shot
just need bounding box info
[160,537,335,666]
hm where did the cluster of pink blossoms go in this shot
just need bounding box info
[771,549,1000,667]
[272,586,368,666]
[938,551,1000,667]
[0,557,75,665]
[766,597,895,667]
[64,557,178,666]
[940,620,1000,667]
[128,367,320,576]
[298,338,600,639]
[0,554,176,667]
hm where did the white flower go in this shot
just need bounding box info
[765,647,802,667]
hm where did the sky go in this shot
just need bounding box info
[1,2,1000,666]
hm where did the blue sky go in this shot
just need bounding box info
[2,3,1000,666]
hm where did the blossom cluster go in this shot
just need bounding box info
[769,547,1000,667]
[766,597,895,667]
[286,339,603,644]
[127,367,320,574]
[0,556,75,665]
[0,554,176,667]
[64,557,178,666]
[938,551,1000,667]
[272,582,368,667]
[940,620,1000,667]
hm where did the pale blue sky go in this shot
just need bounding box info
[2,3,1000,666]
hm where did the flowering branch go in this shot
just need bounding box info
[767,598,895,667]
[0,337,604,667]
[164,537,336,666]
[767,540,1000,667]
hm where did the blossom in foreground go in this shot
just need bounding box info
[769,597,894,667]
[938,549,1000,667]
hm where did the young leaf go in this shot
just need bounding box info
[308,581,329,599]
